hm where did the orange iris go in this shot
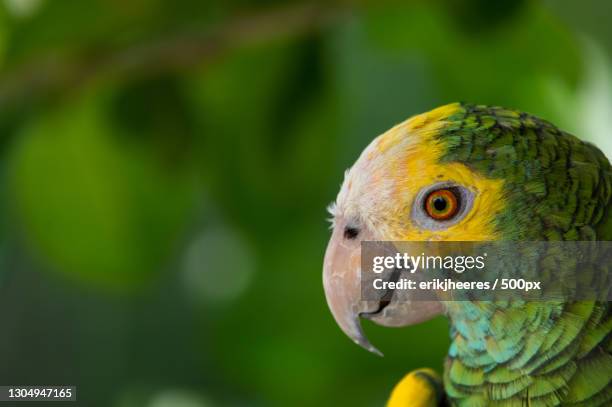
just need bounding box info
[425,189,459,220]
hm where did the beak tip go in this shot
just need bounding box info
[369,346,384,357]
[353,337,384,357]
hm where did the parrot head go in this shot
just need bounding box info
[323,102,611,355]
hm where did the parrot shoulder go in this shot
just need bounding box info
[387,368,447,407]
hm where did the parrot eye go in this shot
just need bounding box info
[412,183,474,230]
[424,189,459,220]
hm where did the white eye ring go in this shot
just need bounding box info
[411,182,475,230]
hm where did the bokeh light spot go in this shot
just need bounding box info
[182,225,254,306]
[148,390,211,407]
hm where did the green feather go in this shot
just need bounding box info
[434,103,612,406]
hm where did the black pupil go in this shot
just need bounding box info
[433,196,447,211]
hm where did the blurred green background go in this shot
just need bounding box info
[0,0,610,406]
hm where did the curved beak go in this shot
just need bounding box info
[322,218,383,355]
[323,218,443,356]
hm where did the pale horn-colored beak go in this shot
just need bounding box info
[322,217,384,355]
[323,217,444,356]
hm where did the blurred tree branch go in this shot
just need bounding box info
[0,2,345,114]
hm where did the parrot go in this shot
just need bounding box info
[322,103,612,406]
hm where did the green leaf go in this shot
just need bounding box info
[8,87,197,288]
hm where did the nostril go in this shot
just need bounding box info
[343,226,360,240]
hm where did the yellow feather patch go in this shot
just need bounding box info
[335,103,505,241]
[387,369,443,407]
[380,104,504,240]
